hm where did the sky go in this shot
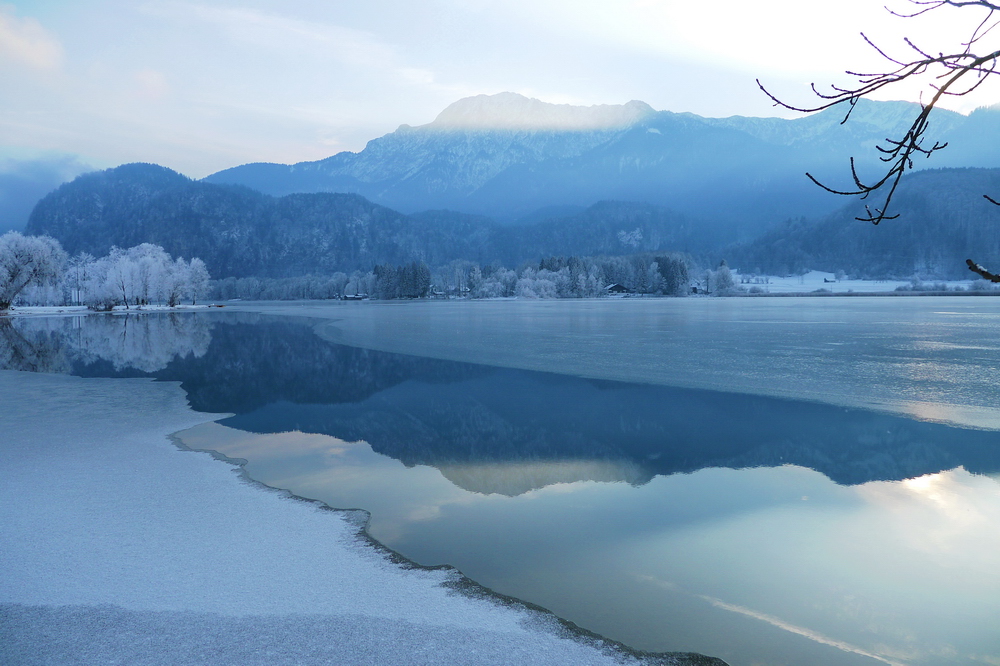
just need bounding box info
[2,0,1000,179]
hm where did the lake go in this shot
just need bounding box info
[5,297,1000,666]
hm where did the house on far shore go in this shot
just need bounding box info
[605,283,629,294]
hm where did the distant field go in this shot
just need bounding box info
[737,270,975,294]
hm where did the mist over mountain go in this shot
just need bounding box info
[24,94,1000,281]
[203,93,996,238]
[0,155,93,233]
[728,168,1000,278]
[26,163,700,277]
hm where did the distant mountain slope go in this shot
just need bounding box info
[203,93,993,235]
[0,155,93,234]
[26,163,701,277]
[728,168,1000,278]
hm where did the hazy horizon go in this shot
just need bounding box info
[4,0,1000,180]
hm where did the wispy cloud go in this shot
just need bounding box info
[147,2,437,86]
[0,5,63,70]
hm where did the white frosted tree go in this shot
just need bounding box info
[126,244,172,305]
[186,258,209,305]
[62,253,95,306]
[104,247,142,308]
[0,232,67,311]
[162,258,190,307]
[74,244,210,310]
[80,255,119,310]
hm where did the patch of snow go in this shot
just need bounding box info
[3,305,89,316]
[734,270,972,294]
[3,305,215,317]
[0,370,691,665]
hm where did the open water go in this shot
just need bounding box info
[5,297,1000,666]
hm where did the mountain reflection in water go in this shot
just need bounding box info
[5,310,1000,665]
[4,311,1000,490]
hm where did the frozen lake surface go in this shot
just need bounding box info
[4,297,1000,665]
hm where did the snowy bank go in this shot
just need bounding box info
[1,304,217,317]
[0,371,716,665]
[734,270,973,294]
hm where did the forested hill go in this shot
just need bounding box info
[728,168,1000,278]
[26,163,701,278]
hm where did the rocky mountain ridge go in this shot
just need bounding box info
[204,93,996,235]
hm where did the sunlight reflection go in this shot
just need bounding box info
[855,468,1000,562]
[899,400,1000,430]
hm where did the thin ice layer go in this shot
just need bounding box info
[0,370,710,665]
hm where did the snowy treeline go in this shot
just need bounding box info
[447,253,691,299]
[17,243,210,309]
[210,262,432,301]
[209,253,692,302]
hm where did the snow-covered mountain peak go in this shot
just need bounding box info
[429,92,656,131]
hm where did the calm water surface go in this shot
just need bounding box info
[5,298,1000,666]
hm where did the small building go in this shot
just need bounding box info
[605,283,629,294]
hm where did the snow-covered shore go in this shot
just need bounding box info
[0,370,713,665]
[734,269,974,294]
[1,304,215,317]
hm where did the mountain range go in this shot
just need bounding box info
[25,163,698,277]
[203,92,1000,235]
[24,93,1000,279]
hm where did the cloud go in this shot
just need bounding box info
[149,2,437,87]
[0,6,63,70]
[697,594,906,666]
[133,68,170,101]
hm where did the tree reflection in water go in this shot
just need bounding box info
[5,311,1000,491]
[0,312,211,374]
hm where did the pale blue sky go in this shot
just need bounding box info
[2,0,997,177]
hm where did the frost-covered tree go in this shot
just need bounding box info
[704,261,738,296]
[163,257,190,307]
[62,252,95,306]
[0,232,67,311]
[187,258,210,305]
[104,247,143,308]
[68,244,210,309]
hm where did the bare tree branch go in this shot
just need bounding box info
[759,0,1000,278]
[967,259,1000,281]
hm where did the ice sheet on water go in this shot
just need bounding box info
[1,603,686,666]
[243,298,1000,430]
[0,370,708,665]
